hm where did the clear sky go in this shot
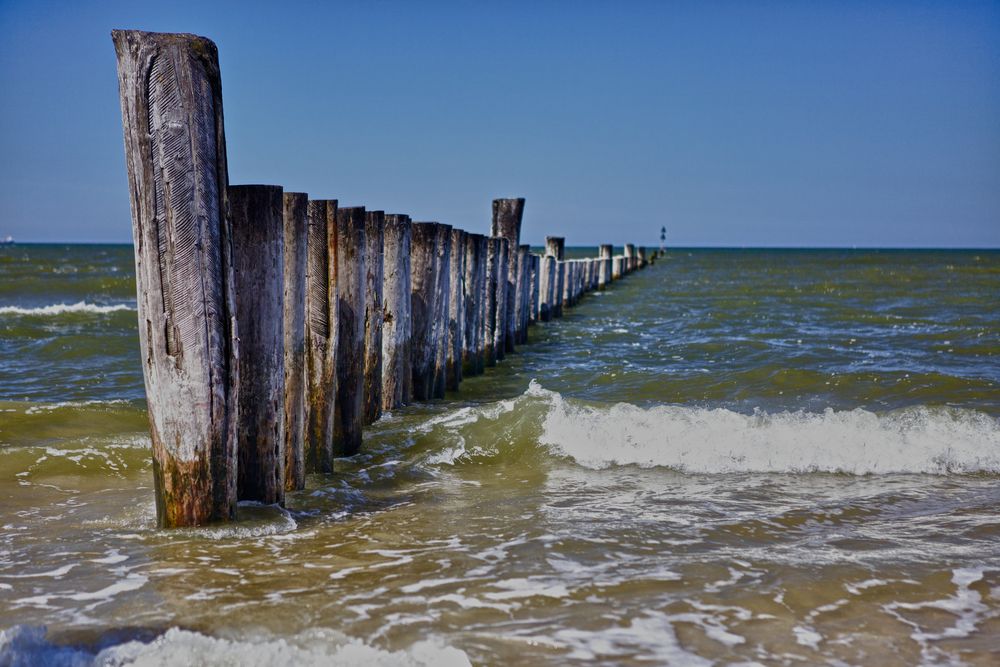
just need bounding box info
[1,1,998,246]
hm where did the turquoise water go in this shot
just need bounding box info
[1,245,999,665]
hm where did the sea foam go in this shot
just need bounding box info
[0,301,134,316]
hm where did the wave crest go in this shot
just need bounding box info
[0,301,135,316]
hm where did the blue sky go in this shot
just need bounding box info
[1,0,998,246]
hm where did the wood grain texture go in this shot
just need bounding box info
[491,238,509,362]
[528,254,540,325]
[334,207,366,456]
[381,215,412,410]
[282,192,308,491]
[490,199,524,354]
[410,222,439,400]
[462,233,487,376]
[230,185,285,506]
[432,224,453,399]
[446,228,466,391]
[304,199,338,473]
[112,29,237,527]
[482,237,500,366]
[363,211,384,425]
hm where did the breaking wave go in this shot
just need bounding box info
[0,625,471,667]
[430,381,1000,475]
[0,301,134,316]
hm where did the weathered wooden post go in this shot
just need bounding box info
[637,246,648,268]
[491,198,524,354]
[546,237,565,317]
[411,222,439,399]
[598,244,613,289]
[113,29,237,527]
[483,237,500,365]
[462,233,486,375]
[304,200,338,473]
[447,228,466,391]
[561,261,572,311]
[382,214,412,410]
[539,254,556,321]
[230,185,285,506]
[492,238,510,360]
[613,255,625,280]
[282,192,307,491]
[624,244,636,273]
[432,223,453,398]
[516,245,531,343]
[334,206,366,456]
[528,254,540,324]
[363,210,384,425]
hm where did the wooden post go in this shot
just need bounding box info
[483,237,500,366]
[624,244,636,272]
[598,244,613,289]
[539,255,556,321]
[304,199,337,474]
[492,238,509,360]
[528,254,540,324]
[432,223,453,398]
[112,29,237,527]
[230,185,285,506]
[637,246,648,268]
[491,198,524,354]
[462,233,486,376]
[411,222,439,399]
[561,261,572,311]
[516,245,531,343]
[382,214,412,410]
[334,206,366,456]
[613,255,625,280]
[363,210,384,425]
[447,228,466,391]
[546,237,565,318]
[282,192,307,492]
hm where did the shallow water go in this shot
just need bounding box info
[1,245,999,665]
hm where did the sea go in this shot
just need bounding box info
[1,244,998,666]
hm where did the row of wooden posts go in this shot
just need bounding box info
[112,29,660,527]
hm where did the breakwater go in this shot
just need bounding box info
[111,29,660,527]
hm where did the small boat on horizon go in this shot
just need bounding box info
[0,235,14,245]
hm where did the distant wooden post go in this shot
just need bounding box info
[528,254,540,324]
[411,222,439,399]
[546,237,565,317]
[363,211,384,425]
[462,233,486,375]
[334,206,366,456]
[230,185,285,506]
[447,228,466,391]
[539,255,556,321]
[624,244,636,272]
[304,200,337,473]
[637,246,648,268]
[613,255,625,280]
[433,223,453,398]
[492,238,510,360]
[598,244,613,289]
[112,29,237,527]
[282,192,307,492]
[561,261,572,310]
[516,245,531,343]
[382,214,412,410]
[491,198,525,354]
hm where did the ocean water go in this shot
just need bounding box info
[1,244,999,666]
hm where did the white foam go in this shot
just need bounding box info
[526,381,1000,474]
[0,626,471,667]
[0,301,134,316]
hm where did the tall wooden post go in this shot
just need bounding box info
[411,222,439,400]
[546,237,565,318]
[432,224,453,398]
[334,206,366,456]
[598,244,613,289]
[363,210,384,425]
[447,228,466,391]
[282,192,307,492]
[516,245,531,343]
[613,255,625,280]
[638,246,648,268]
[382,214,412,410]
[491,198,524,354]
[539,255,556,321]
[305,200,337,473]
[625,244,637,272]
[112,30,237,527]
[561,261,572,311]
[230,185,285,506]
[462,233,485,376]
